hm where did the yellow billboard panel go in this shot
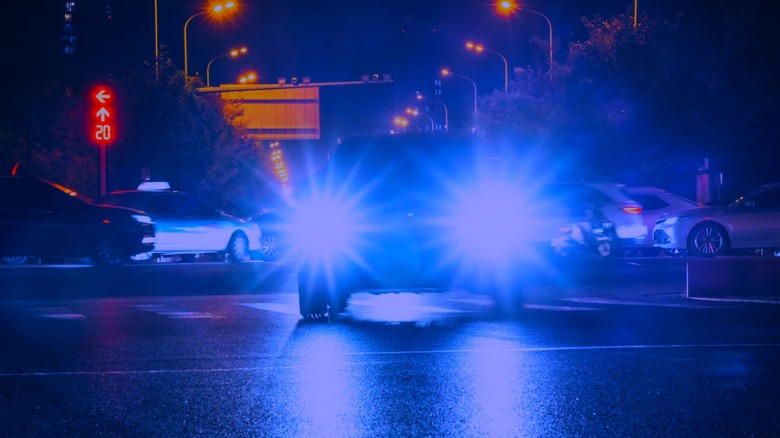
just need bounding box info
[221,87,320,140]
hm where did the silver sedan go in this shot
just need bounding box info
[653,182,780,256]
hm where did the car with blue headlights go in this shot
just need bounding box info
[653,182,780,257]
[291,134,563,319]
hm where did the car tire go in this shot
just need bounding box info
[297,270,351,320]
[130,252,154,263]
[260,233,281,261]
[93,238,128,266]
[226,232,250,263]
[688,222,729,257]
[594,240,613,257]
[1,256,29,265]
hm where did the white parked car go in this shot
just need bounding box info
[653,182,780,257]
[622,186,701,256]
[98,189,261,262]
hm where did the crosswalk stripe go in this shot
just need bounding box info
[522,303,603,311]
[561,297,704,308]
[30,307,87,320]
[237,302,301,316]
[130,304,221,319]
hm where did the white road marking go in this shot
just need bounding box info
[690,297,780,305]
[130,304,221,319]
[237,302,301,316]
[561,297,706,308]
[29,307,86,320]
[446,298,495,306]
[522,303,603,311]
[3,343,779,378]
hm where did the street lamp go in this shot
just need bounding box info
[405,107,435,132]
[441,68,478,115]
[154,0,159,80]
[206,46,248,87]
[466,41,508,93]
[416,93,448,132]
[495,0,553,70]
[238,72,258,84]
[184,2,236,78]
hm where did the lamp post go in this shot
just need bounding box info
[206,46,247,87]
[154,0,158,80]
[405,108,435,132]
[416,93,448,132]
[441,68,478,115]
[184,2,236,78]
[466,41,508,93]
[496,1,553,70]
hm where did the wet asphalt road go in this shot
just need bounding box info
[1,258,779,436]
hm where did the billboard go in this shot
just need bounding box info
[221,87,320,140]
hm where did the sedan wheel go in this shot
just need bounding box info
[260,233,281,261]
[1,256,29,265]
[689,223,728,257]
[93,239,128,266]
[226,233,250,263]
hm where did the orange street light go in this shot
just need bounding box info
[495,0,553,70]
[441,68,478,115]
[206,46,248,87]
[416,93,448,132]
[238,72,257,84]
[184,2,237,78]
[466,41,508,93]
[393,116,409,128]
[405,107,435,132]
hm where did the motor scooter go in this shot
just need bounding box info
[550,206,616,257]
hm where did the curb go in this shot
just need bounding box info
[687,258,780,298]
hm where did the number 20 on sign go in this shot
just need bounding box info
[89,85,116,146]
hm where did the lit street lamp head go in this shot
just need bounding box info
[496,0,517,15]
[465,42,485,53]
[238,72,257,84]
[213,2,236,13]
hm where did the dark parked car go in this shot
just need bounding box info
[0,176,155,265]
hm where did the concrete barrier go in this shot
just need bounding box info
[687,257,780,298]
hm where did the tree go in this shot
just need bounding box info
[111,54,274,215]
[475,5,780,196]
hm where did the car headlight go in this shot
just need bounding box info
[290,197,361,258]
[663,215,690,225]
[131,214,153,224]
[448,181,532,260]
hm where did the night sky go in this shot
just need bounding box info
[3,0,778,195]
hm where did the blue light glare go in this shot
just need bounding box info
[447,180,531,261]
[290,196,360,257]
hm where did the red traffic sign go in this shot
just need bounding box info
[89,85,116,145]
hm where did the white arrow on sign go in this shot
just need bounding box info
[96,107,110,122]
[95,89,111,104]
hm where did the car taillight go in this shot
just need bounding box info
[622,206,642,215]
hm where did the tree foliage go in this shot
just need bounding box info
[476,5,780,196]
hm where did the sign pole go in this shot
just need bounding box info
[100,144,107,196]
[88,84,116,196]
